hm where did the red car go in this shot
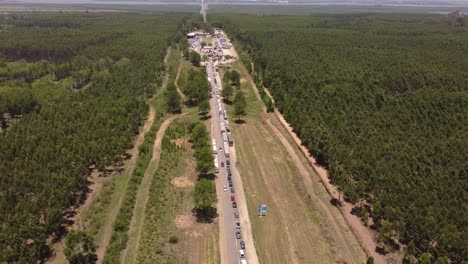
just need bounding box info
[221,162,224,167]
[230,195,235,201]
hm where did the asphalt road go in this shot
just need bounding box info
[207,60,243,264]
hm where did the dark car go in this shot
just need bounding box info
[231,187,235,193]
[236,231,241,239]
[228,176,232,182]
[226,159,230,166]
[232,201,237,208]
[228,171,232,177]
[240,240,245,249]
[229,181,233,187]
[221,162,224,167]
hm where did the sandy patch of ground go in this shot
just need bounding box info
[175,214,195,229]
[171,176,194,188]
[170,138,188,147]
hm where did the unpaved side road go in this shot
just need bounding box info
[240,65,370,263]
[95,107,156,263]
[265,118,359,264]
[122,114,181,263]
[174,63,186,101]
[260,81,386,264]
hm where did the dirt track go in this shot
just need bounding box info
[174,63,186,100]
[95,107,156,263]
[122,114,181,263]
[238,65,375,263]
[258,77,387,263]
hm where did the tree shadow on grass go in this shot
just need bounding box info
[199,173,216,180]
[223,99,232,105]
[234,119,246,124]
[193,207,218,223]
[330,198,342,207]
[199,114,211,121]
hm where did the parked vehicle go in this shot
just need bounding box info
[235,221,241,229]
[226,159,230,165]
[223,185,227,192]
[236,231,241,239]
[230,195,235,201]
[221,162,224,167]
[231,187,235,193]
[239,249,245,258]
[232,201,237,208]
[224,142,230,157]
[234,212,239,218]
[240,240,245,249]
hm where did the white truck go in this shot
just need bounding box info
[214,155,219,173]
[220,121,225,133]
[224,142,230,158]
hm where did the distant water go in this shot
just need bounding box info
[2,0,468,8]
[0,0,200,5]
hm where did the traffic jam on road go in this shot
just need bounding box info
[210,68,247,264]
[189,29,248,264]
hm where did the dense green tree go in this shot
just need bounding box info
[189,50,201,66]
[366,257,374,264]
[196,145,215,174]
[234,90,247,120]
[165,82,181,113]
[221,82,233,101]
[418,254,431,264]
[198,100,210,116]
[223,70,231,83]
[229,70,240,87]
[211,13,468,262]
[0,53,6,68]
[64,230,96,264]
[434,256,449,264]
[193,178,217,213]
[0,12,186,262]
[185,69,210,105]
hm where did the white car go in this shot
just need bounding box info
[239,249,245,258]
[223,185,227,192]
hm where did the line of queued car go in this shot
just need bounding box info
[203,33,247,263]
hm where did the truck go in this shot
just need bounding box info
[227,133,233,146]
[212,139,217,154]
[220,121,225,133]
[214,155,219,173]
[224,142,230,158]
